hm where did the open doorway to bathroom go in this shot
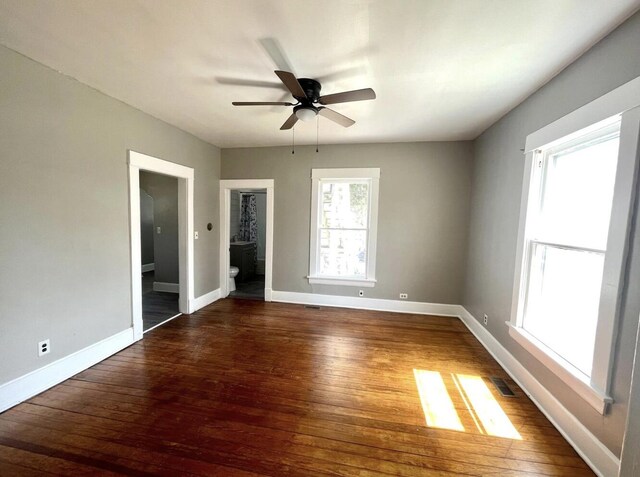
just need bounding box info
[219,179,274,301]
[229,189,266,300]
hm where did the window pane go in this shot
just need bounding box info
[321,181,369,229]
[523,244,604,376]
[537,133,619,250]
[319,229,366,278]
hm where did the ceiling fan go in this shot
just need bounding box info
[232,70,376,130]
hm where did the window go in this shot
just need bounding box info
[523,122,620,376]
[308,168,380,287]
[510,77,640,414]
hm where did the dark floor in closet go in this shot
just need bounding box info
[142,271,179,331]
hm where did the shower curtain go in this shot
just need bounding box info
[239,194,258,266]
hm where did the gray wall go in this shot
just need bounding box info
[463,11,640,455]
[256,193,266,261]
[0,44,221,385]
[230,190,240,240]
[140,172,179,284]
[222,142,473,304]
[139,189,154,266]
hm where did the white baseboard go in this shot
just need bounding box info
[457,306,619,477]
[190,288,221,312]
[270,290,460,317]
[0,287,617,477]
[153,281,179,293]
[0,328,135,413]
[264,287,273,302]
[141,262,155,273]
[267,291,616,476]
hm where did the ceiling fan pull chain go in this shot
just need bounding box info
[292,127,295,155]
[316,116,319,153]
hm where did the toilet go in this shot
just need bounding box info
[229,266,239,292]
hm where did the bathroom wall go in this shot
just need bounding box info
[230,190,240,240]
[256,192,266,262]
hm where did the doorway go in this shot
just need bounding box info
[220,180,274,301]
[128,150,195,340]
[139,171,180,331]
[229,188,267,300]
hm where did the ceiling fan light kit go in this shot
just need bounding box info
[294,105,318,121]
[232,69,376,131]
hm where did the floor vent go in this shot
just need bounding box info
[489,377,516,397]
[304,305,321,309]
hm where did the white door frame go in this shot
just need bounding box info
[219,179,274,300]
[128,150,195,340]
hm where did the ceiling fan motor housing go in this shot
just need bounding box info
[297,78,321,103]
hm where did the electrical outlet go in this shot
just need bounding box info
[399,293,408,299]
[483,314,488,326]
[358,290,364,297]
[156,226,161,234]
[38,339,50,357]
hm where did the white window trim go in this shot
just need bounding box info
[308,168,380,287]
[510,76,640,415]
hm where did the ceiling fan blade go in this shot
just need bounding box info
[259,38,295,73]
[216,77,283,89]
[318,88,376,105]
[232,101,294,106]
[280,113,299,130]
[275,70,307,99]
[318,107,355,128]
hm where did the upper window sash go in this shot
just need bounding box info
[528,122,621,250]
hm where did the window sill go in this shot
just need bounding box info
[507,323,612,414]
[307,276,376,287]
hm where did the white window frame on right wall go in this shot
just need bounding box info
[510,76,640,415]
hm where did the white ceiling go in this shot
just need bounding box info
[0,1,638,148]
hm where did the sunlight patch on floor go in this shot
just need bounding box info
[413,369,522,440]
[413,369,464,432]
[454,373,522,440]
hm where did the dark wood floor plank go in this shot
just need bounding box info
[0,458,54,476]
[0,299,595,476]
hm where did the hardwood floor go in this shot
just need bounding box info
[0,299,595,476]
